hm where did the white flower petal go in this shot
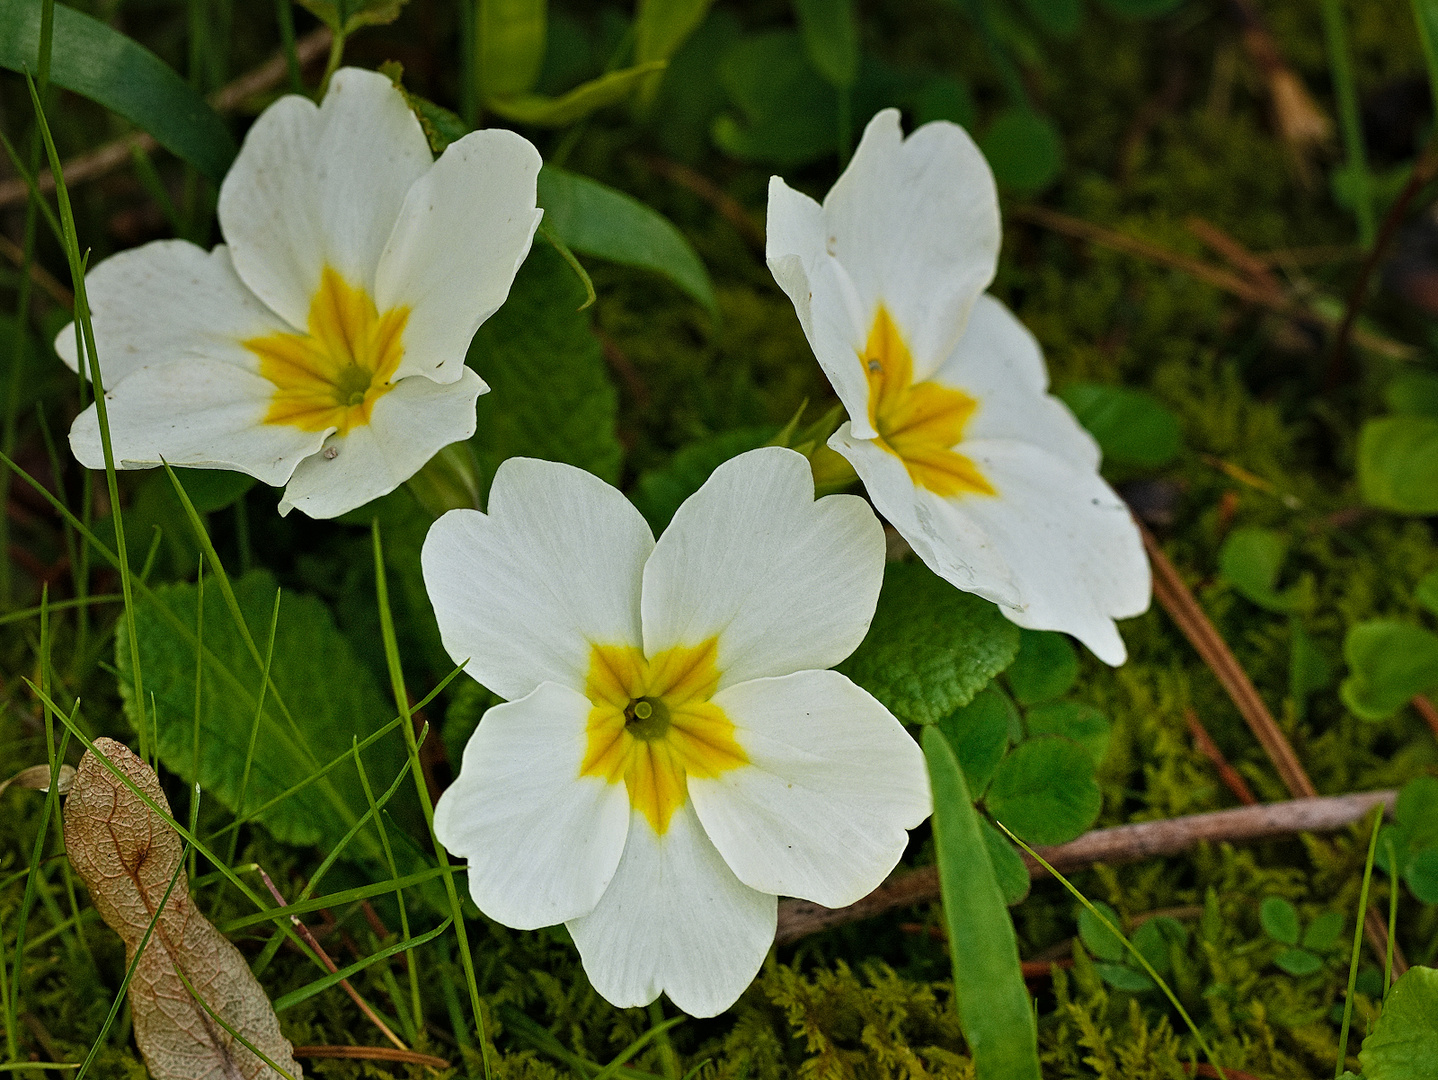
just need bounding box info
[421,457,654,701]
[828,425,1022,609]
[434,682,630,930]
[68,360,322,485]
[948,440,1149,663]
[218,67,433,329]
[54,242,290,385]
[567,804,775,1017]
[640,447,884,687]
[376,129,543,383]
[276,367,483,519]
[935,295,1100,470]
[691,670,929,908]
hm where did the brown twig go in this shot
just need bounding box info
[292,1045,450,1069]
[637,153,767,252]
[1186,217,1283,294]
[0,233,72,308]
[1012,205,1412,360]
[1325,137,1438,388]
[0,27,333,210]
[774,790,1396,944]
[1412,694,1438,742]
[254,867,409,1052]
[1184,707,1259,805]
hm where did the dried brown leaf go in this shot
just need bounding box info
[63,738,302,1080]
[0,762,75,799]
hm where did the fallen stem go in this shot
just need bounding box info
[1184,706,1259,806]
[291,1045,450,1069]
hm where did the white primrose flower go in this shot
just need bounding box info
[57,67,543,518]
[425,447,930,1016]
[765,109,1151,664]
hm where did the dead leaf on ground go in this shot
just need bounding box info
[63,737,302,1080]
[0,762,75,799]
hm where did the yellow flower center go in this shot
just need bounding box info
[863,305,995,498]
[580,639,747,834]
[244,267,410,436]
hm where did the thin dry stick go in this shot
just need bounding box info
[774,790,1396,944]
[0,27,333,210]
[1012,204,1412,360]
[292,1045,450,1069]
[1412,694,1438,743]
[1185,216,1285,294]
[638,153,768,252]
[253,867,409,1053]
[0,233,71,308]
[1184,707,1259,806]
[1141,525,1407,974]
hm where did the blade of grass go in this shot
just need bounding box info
[228,587,281,865]
[25,70,150,765]
[1336,807,1384,1075]
[275,0,303,92]
[371,521,490,1078]
[1384,835,1398,997]
[272,918,451,1013]
[593,1016,685,1080]
[189,563,203,882]
[920,727,1041,1080]
[1320,0,1374,245]
[1415,0,1438,116]
[221,866,449,934]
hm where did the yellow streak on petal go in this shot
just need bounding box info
[245,266,410,436]
[863,305,995,499]
[579,639,746,834]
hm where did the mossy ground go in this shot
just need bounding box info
[2,0,1436,1076]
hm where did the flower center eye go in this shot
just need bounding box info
[624,696,671,740]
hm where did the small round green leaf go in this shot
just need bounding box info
[980,817,1031,906]
[1404,847,1438,904]
[1095,963,1155,992]
[1057,383,1182,468]
[1006,629,1078,704]
[914,74,975,130]
[1358,966,1438,1079]
[978,107,1063,195]
[1274,947,1324,977]
[1078,901,1127,962]
[985,736,1101,845]
[1339,620,1438,721]
[1259,896,1300,946]
[938,685,1014,795]
[1023,701,1110,766]
[1396,776,1438,848]
[1219,527,1305,613]
[1358,415,1438,515]
[1131,919,1172,975]
[1301,910,1345,952]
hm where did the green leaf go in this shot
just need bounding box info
[1274,947,1322,976]
[297,0,406,34]
[476,0,547,100]
[467,242,623,488]
[0,0,237,180]
[1289,619,1332,718]
[921,727,1042,1080]
[1396,776,1438,850]
[1023,701,1110,766]
[913,74,975,130]
[979,817,1031,906]
[114,571,408,856]
[1358,416,1438,515]
[978,107,1063,196]
[442,677,501,767]
[1259,896,1300,945]
[1358,966,1438,1079]
[1415,570,1438,619]
[792,0,858,89]
[1095,0,1185,15]
[1078,901,1127,962]
[1218,527,1306,613]
[634,0,716,107]
[1019,0,1082,36]
[1095,963,1155,992]
[630,428,772,534]
[1130,919,1174,974]
[1385,370,1438,417]
[1006,629,1078,704]
[1339,620,1438,721]
[1404,848,1438,904]
[712,30,837,167]
[985,736,1101,846]
[1058,383,1182,468]
[538,165,718,315]
[1302,910,1345,952]
[838,562,1021,726]
[486,62,668,127]
[937,684,1013,795]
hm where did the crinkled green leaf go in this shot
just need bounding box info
[0,0,236,179]
[1006,629,1078,704]
[838,562,1021,726]
[1259,896,1300,945]
[1024,700,1110,766]
[979,817,1030,906]
[938,684,1013,795]
[1358,415,1438,515]
[468,243,622,488]
[476,0,547,100]
[115,571,408,855]
[1358,966,1438,1079]
[793,0,859,88]
[1058,382,1182,468]
[985,736,1100,846]
[979,107,1063,196]
[538,165,718,314]
[487,62,667,127]
[1339,620,1438,721]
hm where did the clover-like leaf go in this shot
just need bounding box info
[1302,910,1345,952]
[938,685,1014,795]
[1259,896,1300,946]
[1024,701,1110,766]
[1358,415,1438,515]
[1005,629,1078,704]
[1219,527,1308,613]
[979,817,1031,906]
[1095,963,1155,992]
[1058,383,1182,468]
[1339,620,1438,721]
[1077,901,1127,962]
[1274,948,1324,977]
[985,736,1100,846]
